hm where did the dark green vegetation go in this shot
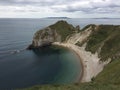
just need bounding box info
[20,59,120,90]
[75,41,83,47]
[49,21,79,41]
[86,25,120,61]
[34,21,79,42]
[81,24,96,31]
[95,59,120,85]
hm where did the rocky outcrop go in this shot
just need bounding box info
[67,25,94,45]
[28,20,79,49]
[32,27,61,47]
[29,21,120,62]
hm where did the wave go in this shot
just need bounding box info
[0,48,26,55]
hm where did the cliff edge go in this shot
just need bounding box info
[28,20,120,82]
[28,20,80,49]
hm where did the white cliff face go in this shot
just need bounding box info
[67,26,93,45]
[32,27,61,47]
[31,20,79,47]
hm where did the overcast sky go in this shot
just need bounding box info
[0,0,120,18]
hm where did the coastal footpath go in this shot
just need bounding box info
[27,20,120,89]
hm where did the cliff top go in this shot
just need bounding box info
[84,25,120,61]
[34,20,79,42]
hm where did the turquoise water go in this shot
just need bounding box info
[0,18,120,89]
[0,45,81,89]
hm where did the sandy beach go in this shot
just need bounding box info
[52,42,110,82]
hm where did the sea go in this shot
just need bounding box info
[0,18,120,89]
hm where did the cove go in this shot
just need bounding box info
[0,45,82,89]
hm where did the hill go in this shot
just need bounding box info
[26,21,120,90]
[28,20,79,48]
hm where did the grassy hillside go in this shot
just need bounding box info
[49,20,79,41]
[34,21,79,42]
[86,25,120,61]
[95,59,120,85]
[81,24,96,31]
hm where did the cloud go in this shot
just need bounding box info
[0,0,77,6]
[51,0,120,14]
[0,0,120,18]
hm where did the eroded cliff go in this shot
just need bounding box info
[28,20,79,49]
[29,21,120,62]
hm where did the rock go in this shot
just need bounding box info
[28,20,79,49]
[75,25,80,31]
[32,27,61,47]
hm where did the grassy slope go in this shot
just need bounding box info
[49,21,78,41]
[86,25,120,61]
[100,30,120,61]
[81,24,96,31]
[95,59,120,85]
[86,25,115,53]
[34,21,78,42]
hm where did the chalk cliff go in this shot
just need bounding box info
[28,20,79,48]
[29,20,120,62]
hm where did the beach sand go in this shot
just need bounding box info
[52,42,110,82]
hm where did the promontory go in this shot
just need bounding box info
[27,20,120,90]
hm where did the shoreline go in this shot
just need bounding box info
[53,43,84,83]
[52,42,84,82]
[52,42,108,82]
[66,45,84,83]
[71,48,84,82]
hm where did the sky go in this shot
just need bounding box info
[0,0,120,18]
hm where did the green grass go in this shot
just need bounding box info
[19,83,120,90]
[49,20,79,41]
[86,25,115,53]
[95,59,120,85]
[85,25,120,61]
[81,24,96,31]
[34,21,79,42]
[100,30,120,61]
[34,29,43,40]
[75,41,83,47]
